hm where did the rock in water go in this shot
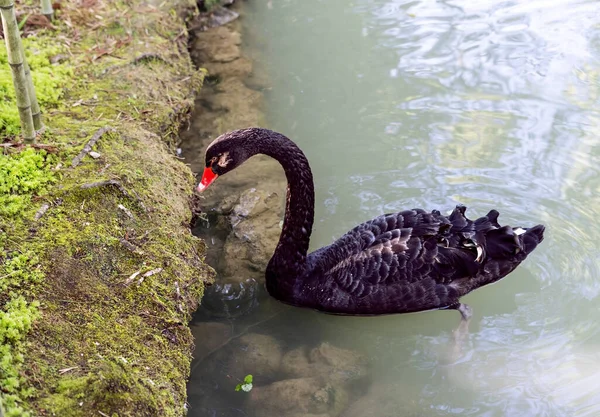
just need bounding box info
[199,277,259,318]
[249,377,348,417]
[204,333,284,388]
[281,343,369,386]
[220,188,283,284]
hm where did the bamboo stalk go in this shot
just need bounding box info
[40,0,53,21]
[0,0,35,142]
[23,59,43,130]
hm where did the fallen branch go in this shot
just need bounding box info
[132,53,170,66]
[120,238,144,255]
[79,179,147,211]
[123,267,162,287]
[124,270,142,286]
[117,204,134,220]
[58,366,79,375]
[80,179,129,195]
[71,126,113,167]
[101,53,171,75]
[139,267,162,285]
[0,142,59,152]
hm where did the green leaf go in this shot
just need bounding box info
[235,375,253,392]
[18,14,31,31]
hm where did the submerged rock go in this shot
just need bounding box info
[204,55,253,79]
[189,321,233,363]
[192,26,241,63]
[205,333,284,388]
[207,6,240,28]
[249,377,348,417]
[220,188,283,284]
[199,277,259,318]
[282,343,369,386]
[192,5,240,31]
[341,382,423,417]
[244,66,272,91]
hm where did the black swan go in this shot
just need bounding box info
[197,128,545,320]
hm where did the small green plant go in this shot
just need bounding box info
[235,374,253,392]
[0,148,57,217]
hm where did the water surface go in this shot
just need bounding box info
[186,1,600,416]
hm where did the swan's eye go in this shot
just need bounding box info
[216,152,232,168]
[209,156,218,166]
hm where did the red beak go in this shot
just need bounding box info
[197,167,218,192]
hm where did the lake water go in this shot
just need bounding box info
[184,1,600,416]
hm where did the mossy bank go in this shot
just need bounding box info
[0,0,213,415]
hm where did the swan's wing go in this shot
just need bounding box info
[318,207,486,298]
[319,208,454,266]
[323,232,481,299]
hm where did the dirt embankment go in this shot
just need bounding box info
[0,1,214,415]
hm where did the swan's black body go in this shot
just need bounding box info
[199,128,545,318]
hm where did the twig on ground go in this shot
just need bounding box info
[99,163,111,174]
[117,204,134,219]
[58,366,79,375]
[129,230,150,241]
[175,281,184,313]
[120,238,144,255]
[79,179,147,212]
[81,179,129,195]
[34,203,50,221]
[138,268,162,286]
[124,270,142,286]
[71,126,113,167]
[132,53,170,65]
[123,268,163,287]
[0,142,59,152]
[128,188,147,212]
[101,53,171,75]
[0,270,19,281]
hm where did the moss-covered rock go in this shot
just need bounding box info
[0,0,212,415]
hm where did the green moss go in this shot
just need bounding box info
[0,0,210,415]
[0,251,43,417]
[0,37,73,136]
[0,148,57,216]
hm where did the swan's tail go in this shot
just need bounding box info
[445,206,545,261]
[480,221,545,260]
[520,224,545,255]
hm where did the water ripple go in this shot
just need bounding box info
[186,0,600,415]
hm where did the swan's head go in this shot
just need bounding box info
[197,128,259,192]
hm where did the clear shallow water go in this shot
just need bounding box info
[186,0,600,416]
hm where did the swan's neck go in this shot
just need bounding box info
[256,131,314,280]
